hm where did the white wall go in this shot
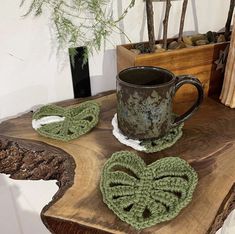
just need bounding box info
[0,1,73,119]
[0,0,232,119]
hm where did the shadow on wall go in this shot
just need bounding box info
[173,0,198,36]
[117,1,126,44]
[191,0,199,33]
[90,48,117,94]
[140,6,147,42]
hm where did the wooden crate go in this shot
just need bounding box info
[117,41,229,102]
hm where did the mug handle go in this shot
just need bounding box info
[171,75,204,127]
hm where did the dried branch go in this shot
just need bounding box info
[146,0,155,53]
[178,0,188,42]
[163,0,172,49]
[225,0,235,41]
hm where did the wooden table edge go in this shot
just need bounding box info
[0,91,234,234]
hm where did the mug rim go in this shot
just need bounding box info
[117,66,176,89]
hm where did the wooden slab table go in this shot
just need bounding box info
[1,91,235,234]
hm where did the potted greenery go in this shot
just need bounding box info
[20,0,135,63]
[117,0,234,102]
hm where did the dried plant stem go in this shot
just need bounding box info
[20,0,136,63]
[220,18,235,107]
[225,0,235,41]
[178,0,188,42]
[163,0,171,49]
[146,0,155,53]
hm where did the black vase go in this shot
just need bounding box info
[69,47,91,98]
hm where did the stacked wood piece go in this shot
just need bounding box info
[220,17,235,108]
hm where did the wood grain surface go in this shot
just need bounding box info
[1,92,235,234]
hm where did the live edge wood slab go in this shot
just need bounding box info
[1,91,235,234]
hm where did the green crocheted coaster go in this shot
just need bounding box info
[100,151,198,230]
[32,101,100,141]
[141,122,184,153]
[112,114,183,153]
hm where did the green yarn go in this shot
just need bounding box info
[100,151,198,230]
[141,122,184,153]
[33,101,100,141]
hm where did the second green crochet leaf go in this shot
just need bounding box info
[100,151,198,230]
[32,101,100,141]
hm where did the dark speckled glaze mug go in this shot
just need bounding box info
[116,66,204,140]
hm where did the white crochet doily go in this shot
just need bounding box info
[32,116,65,130]
[112,114,146,151]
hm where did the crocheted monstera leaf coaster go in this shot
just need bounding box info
[112,114,184,153]
[32,101,100,141]
[141,122,184,153]
[100,151,198,230]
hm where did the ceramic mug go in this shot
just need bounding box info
[116,66,204,140]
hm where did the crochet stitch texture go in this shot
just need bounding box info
[141,122,184,153]
[32,101,100,141]
[112,113,184,153]
[100,151,198,230]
